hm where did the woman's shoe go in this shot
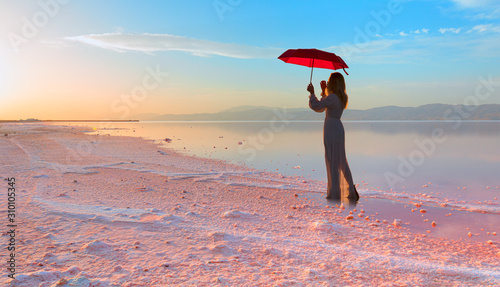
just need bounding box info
[347,187,360,201]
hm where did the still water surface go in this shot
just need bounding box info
[59,121,499,241]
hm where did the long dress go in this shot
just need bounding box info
[309,93,359,200]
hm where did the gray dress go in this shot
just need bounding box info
[309,93,359,200]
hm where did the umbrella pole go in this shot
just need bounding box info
[310,58,314,83]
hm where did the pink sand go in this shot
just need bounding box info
[0,123,498,286]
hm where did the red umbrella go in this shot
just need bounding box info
[278,48,349,83]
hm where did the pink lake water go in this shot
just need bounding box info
[54,121,499,243]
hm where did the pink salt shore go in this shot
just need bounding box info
[0,123,498,286]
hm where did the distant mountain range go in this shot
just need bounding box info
[135,104,500,121]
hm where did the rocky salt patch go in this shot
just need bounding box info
[81,240,114,254]
[9,266,112,287]
[207,231,235,242]
[31,195,174,224]
[221,209,255,219]
[208,244,235,256]
[311,220,345,233]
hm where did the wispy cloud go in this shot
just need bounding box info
[327,29,500,65]
[438,27,462,34]
[397,28,429,36]
[469,24,500,33]
[327,39,405,64]
[66,33,280,59]
[451,0,493,8]
[449,0,500,19]
[411,28,429,34]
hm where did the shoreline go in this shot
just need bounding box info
[0,123,498,286]
[3,119,500,124]
[78,120,500,243]
[0,120,139,123]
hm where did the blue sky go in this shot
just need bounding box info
[1,0,499,119]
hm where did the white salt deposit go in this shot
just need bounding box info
[221,210,254,219]
[311,220,344,233]
[82,240,113,253]
[9,266,111,287]
[31,196,169,223]
[392,219,403,227]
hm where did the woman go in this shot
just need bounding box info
[307,72,359,201]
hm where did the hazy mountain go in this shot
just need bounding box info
[135,104,500,121]
[218,105,273,113]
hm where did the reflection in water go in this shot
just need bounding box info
[75,121,500,201]
[57,121,499,241]
[325,197,358,209]
[201,120,500,137]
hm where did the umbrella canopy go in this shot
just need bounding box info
[278,48,348,82]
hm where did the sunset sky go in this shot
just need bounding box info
[1,0,499,120]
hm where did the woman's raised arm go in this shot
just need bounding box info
[308,83,337,113]
[309,94,326,113]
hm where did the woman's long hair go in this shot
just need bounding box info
[326,72,348,109]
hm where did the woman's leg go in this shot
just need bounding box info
[343,164,359,200]
[325,149,341,199]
